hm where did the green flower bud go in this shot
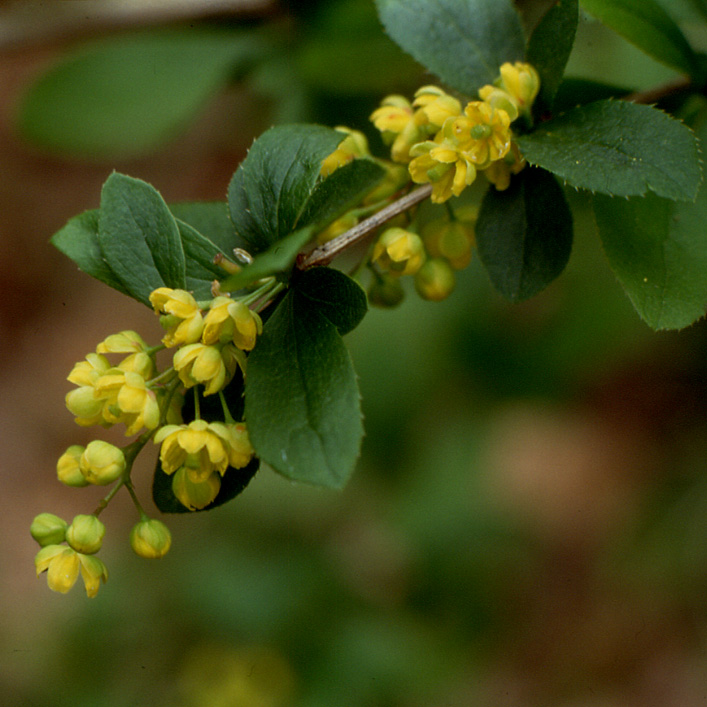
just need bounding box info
[367,276,405,308]
[414,258,456,301]
[371,227,426,277]
[66,514,106,554]
[130,519,172,559]
[57,445,90,487]
[30,513,68,547]
[79,440,126,485]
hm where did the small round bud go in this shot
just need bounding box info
[414,258,456,301]
[30,513,68,547]
[130,519,172,559]
[66,514,106,554]
[372,227,426,276]
[57,445,90,487]
[79,440,126,485]
[368,276,405,308]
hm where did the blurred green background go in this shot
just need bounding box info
[3,1,707,705]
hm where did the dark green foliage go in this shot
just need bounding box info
[376,0,525,95]
[476,168,573,301]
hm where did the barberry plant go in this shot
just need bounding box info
[33,0,707,596]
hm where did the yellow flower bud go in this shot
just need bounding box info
[414,258,456,301]
[96,330,148,354]
[66,515,106,554]
[130,519,172,559]
[172,467,221,511]
[422,219,475,270]
[372,227,426,276]
[173,343,236,396]
[79,440,126,485]
[57,445,90,487]
[149,288,204,347]
[321,127,370,177]
[30,513,68,547]
[497,61,540,112]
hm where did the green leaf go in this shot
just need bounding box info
[97,173,186,305]
[553,78,631,111]
[375,0,525,95]
[17,28,267,158]
[580,0,699,76]
[50,210,130,296]
[293,267,368,336]
[220,226,315,292]
[526,0,578,108]
[594,191,707,329]
[227,125,345,254]
[476,168,573,301]
[516,100,702,201]
[245,290,363,488]
[169,202,245,255]
[300,158,386,229]
[152,456,260,514]
[176,219,237,300]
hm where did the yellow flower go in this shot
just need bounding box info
[483,141,526,191]
[372,227,426,276]
[35,545,108,598]
[149,287,204,347]
[408,138,477,203]
[477,85,519,122]
[209,421,254,469]
[92,367,158,435]
[202,298,262,351]
[173,343,236,396]
[171,467,221,511]
[453,102,512,168]
[412,85,462,129]
[321,127,370,177]
[65,354,111,426]
[370,95,424,163]
[154,419,231,478]
[497,62,540,113]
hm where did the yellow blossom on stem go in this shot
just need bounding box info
[321,127,370,177]
[65,353,111,426]
[412,85,462,129]
[408,137,477,203]
[208,421,254,469]
[171,467,221,511]
[173,343,236,396]
[414,258,456,301]
[452,101,512,168]
[372,227,426,276]
[35,545,108,598]
[202,298,262,351]
[149,288,204,347]
[483,141,526,191]
[154,419,232,478]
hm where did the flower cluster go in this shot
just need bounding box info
[368,206,478,304]
[370,62,539,202]
[34,286,265,597]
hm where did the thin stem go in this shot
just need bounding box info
[193,387,201,420]
[218,390,235,424]
[299,184,433,269]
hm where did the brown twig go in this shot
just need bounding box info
[624,76,693,105]
[299,184,433,269]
